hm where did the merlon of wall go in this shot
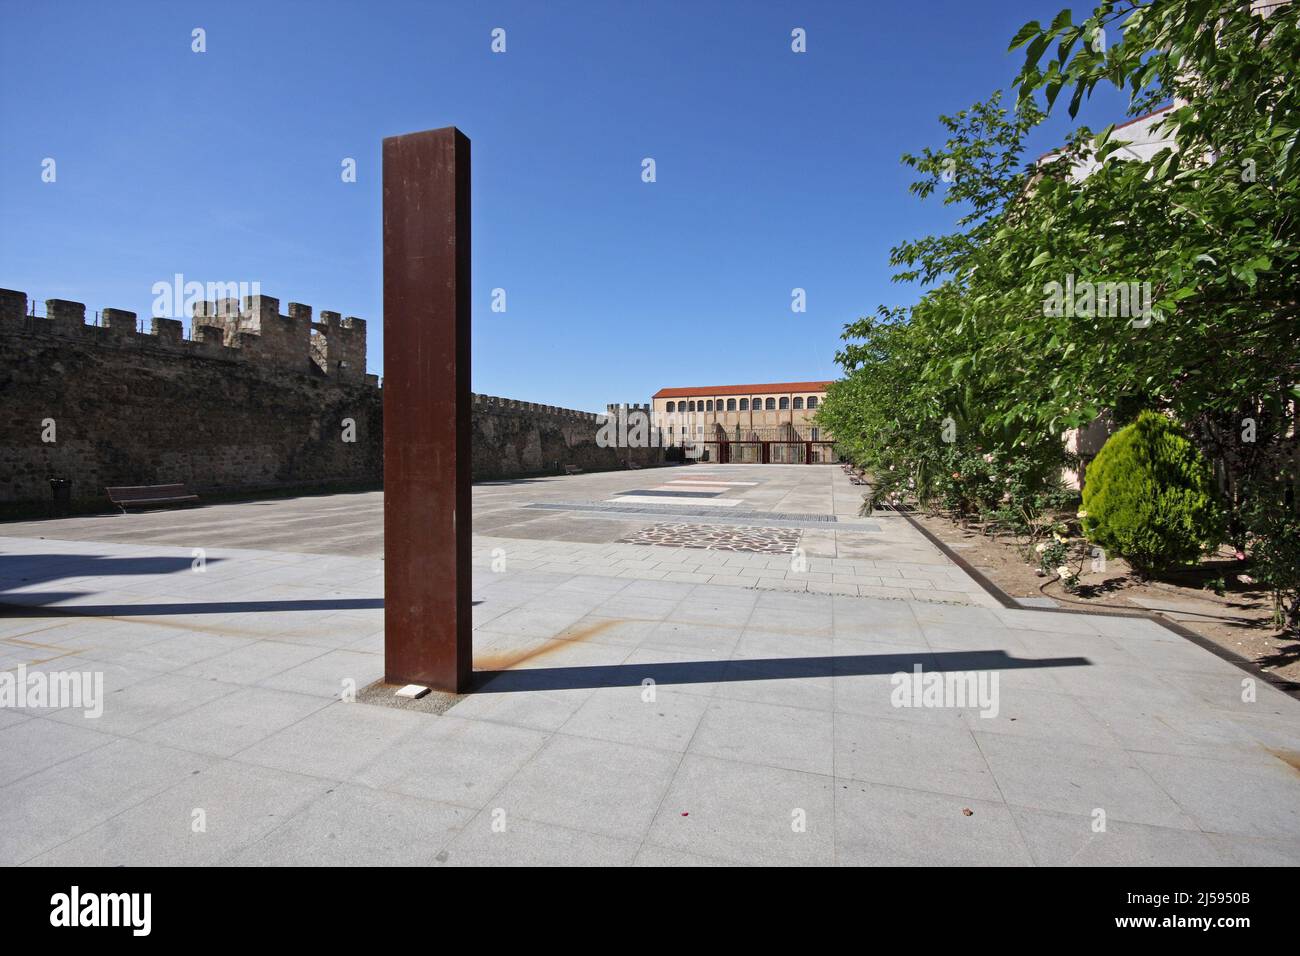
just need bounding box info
[472,393,602,422]
[0,289,372,385]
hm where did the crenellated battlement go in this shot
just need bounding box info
[0,289,371,385]
[606,402,652,418]
[473,393,601,423]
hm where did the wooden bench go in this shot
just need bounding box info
[106,483,200,514]
[563,464,583,475]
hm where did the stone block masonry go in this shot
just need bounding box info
[0,290,382,511]
[0,289,661,512]
[472,395,661,480]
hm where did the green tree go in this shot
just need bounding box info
[822,0,1298,586]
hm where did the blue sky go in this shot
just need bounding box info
[0,0,1131,411]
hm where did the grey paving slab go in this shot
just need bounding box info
[833,667,968,727]
[0,738,214,865]
[1010,806,1229,867]
[1159,668,1291,715]
[444,684,597,732]
[835,713,1002,801]
[640,621,743,659]
[632,843,735,866]
[559,685,711,752]
[47,671,241,737]
[1205,833,1300,866]
[716,661,835,712]
[0,708,32,731]
[1133,750,1300,838]
[3,470,1299,866]
[77,630,257,672]
[0,717,114,786]
[352,714,549,809]
[227,783,470,866]
[962,685,1125,748]
[177,640,331,685]
[473,629,635,673]
[615,647,728,698]
[27,760,330,866]
[5,655,155,717]
[258,649,383,699]
[135,687,333,758]
[835,781,1034,866]
[437,810,640,866]
[234,701,425,780]
[690,698,834,776]
[645,754,835,866]
[1071,693,1276,763]
[1118,633,1254,675]
[974,732,1198,830]
[488,733,680,840]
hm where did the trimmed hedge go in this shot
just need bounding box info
[1081,412,1225,576]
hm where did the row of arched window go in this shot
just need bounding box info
[664,396,820,413]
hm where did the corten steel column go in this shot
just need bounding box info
[383,127,472,693]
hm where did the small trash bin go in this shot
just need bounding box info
[48,477,71,518]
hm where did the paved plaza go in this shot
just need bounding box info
[1,464,1298,865]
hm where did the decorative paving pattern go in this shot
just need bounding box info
[618,522,803,554]
[618,488,721,498]
[526,502,848,525]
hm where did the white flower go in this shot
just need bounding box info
[1056,566,1071,578]
[1076,510,1088,518]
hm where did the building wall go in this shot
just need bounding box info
[651,385,830,444]
[0,289,660,513]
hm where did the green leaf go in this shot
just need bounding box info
[1025,33,1053,72]
[1067,84,1086,119]
[1008,20,1042,52]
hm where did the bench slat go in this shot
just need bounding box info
[105,483,199,511]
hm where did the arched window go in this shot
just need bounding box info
[665,401,675,413]
[807,396,819,409]
[792,397,804,410]
[739,398,748,411]
[779,397,790,410]
[764,397,776,410]
[726,398,736,411]
[688,401,696,412]
[706,400,713,412]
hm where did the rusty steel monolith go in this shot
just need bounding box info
[382,127,472,692]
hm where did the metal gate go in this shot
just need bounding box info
[692,440,837,464]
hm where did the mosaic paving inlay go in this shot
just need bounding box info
[618,522,802,554]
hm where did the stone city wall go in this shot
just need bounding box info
[0,290,663,513]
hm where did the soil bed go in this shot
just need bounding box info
[908,510,1300,686]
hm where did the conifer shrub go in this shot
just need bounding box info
[1080,411,1225,576]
